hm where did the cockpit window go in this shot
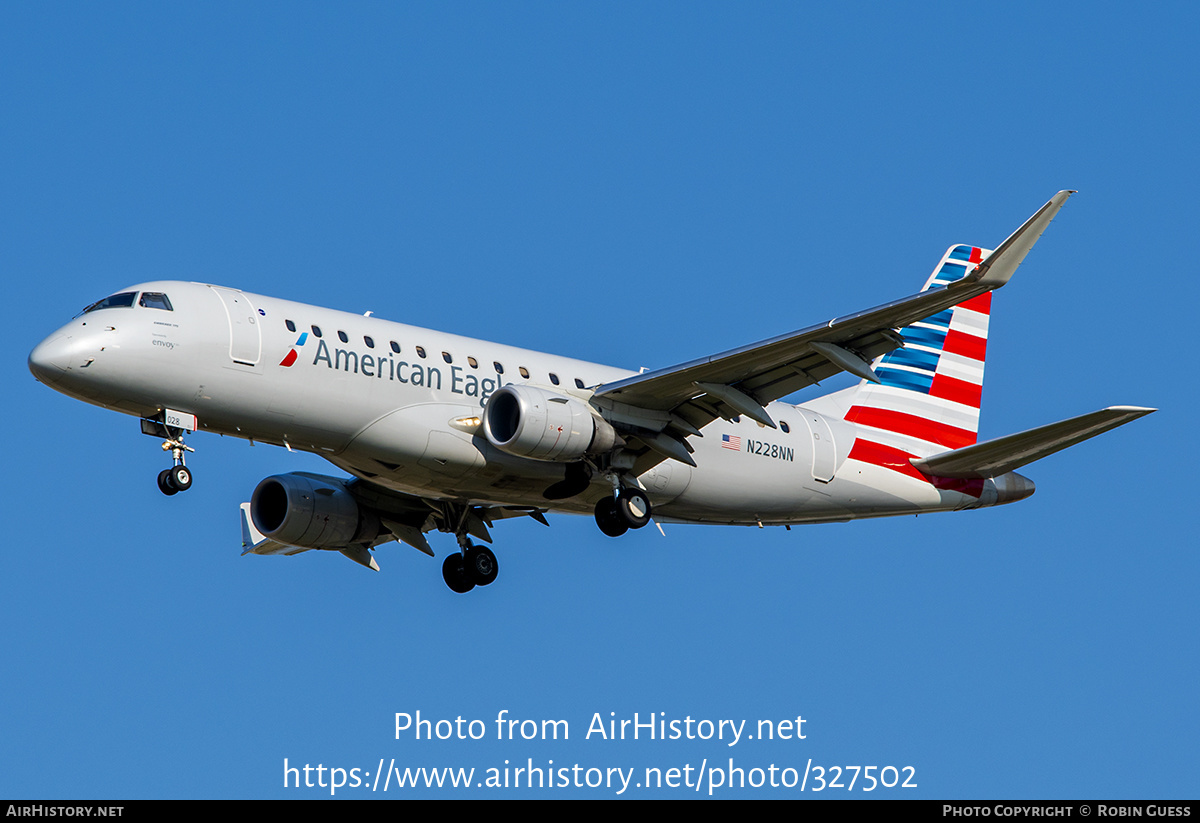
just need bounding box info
[138,292,173,311]
[79,292,137,315]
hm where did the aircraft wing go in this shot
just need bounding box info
[592,191,1074,466]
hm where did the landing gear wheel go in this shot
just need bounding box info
[465,545,498,586]
[617,489,651,529]
[157,469,179,496]
[169,465,193,492]
[594,496,629,537]
[442,552,475,594]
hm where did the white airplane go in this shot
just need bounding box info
[28,191,1153,592]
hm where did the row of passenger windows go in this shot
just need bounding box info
[283,318,589,389]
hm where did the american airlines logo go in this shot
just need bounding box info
[279,332,308,367]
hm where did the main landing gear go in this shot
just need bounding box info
[594,486,652,537]
[438,505,502,594]
[426,502,504,594]
[442,543,499,594]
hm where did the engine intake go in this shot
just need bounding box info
[483,385,618,462]
[250,473,379,549]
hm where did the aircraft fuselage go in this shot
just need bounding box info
[29,280,1017,527]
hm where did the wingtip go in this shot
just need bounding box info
[1105,405,1157,415]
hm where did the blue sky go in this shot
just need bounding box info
[2,2,1195,798]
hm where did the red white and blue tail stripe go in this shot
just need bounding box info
[843,245,993,492]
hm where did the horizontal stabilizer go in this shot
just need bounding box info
[911,406,1155,479]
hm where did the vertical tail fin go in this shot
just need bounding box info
[843,245,993,458]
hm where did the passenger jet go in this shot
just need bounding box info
[28,191,1153,592]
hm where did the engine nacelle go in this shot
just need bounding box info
[250,473,379,550]
[483,384,618,462]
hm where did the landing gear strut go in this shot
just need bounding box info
[156,432,195,496]
[594,485,652,537]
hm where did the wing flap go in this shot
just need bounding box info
[380,518,435,556]
[910,406,1155,479]
[339,544,381,571]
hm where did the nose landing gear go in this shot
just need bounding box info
[142,412,198,497]
[156,433,195,496]
[157,465,193,496]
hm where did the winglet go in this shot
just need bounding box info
[969,190,1075,288]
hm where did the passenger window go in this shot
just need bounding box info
[574,378,585,389]
[442,352,452,364]
[519,367,530,379]
[780,421,790,434]
[338,330,349,343]
[364,336,375,348]
[311,325,323,338]
[416,346,427,359]
[494,362,504,374]
[286,319,296,332]
[138,292,173,311]
[549,373,560,385]
[390,341,401,353]
[468,357,478,369]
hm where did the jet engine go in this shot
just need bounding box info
[483,385,618,462]
[250,473,380,550]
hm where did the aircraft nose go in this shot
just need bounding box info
[28,333,71,385]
